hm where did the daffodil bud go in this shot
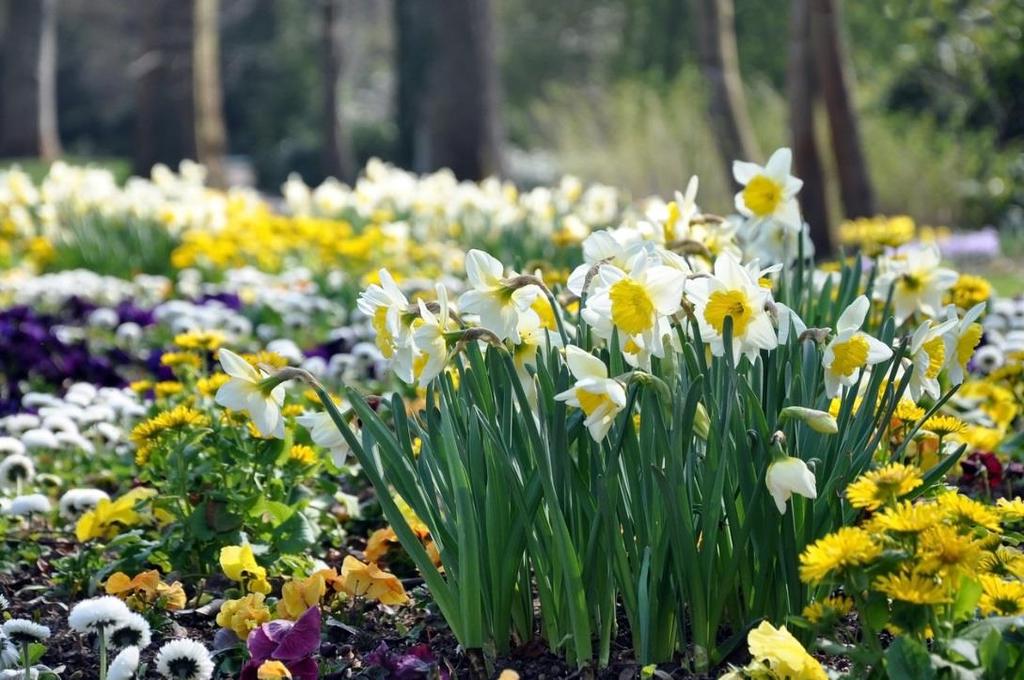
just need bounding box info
[780,406,838,435]
[694,402,710,439]
[766,456,817,514]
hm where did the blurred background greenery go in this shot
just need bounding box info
[1,0,1022,247]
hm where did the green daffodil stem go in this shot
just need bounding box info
[98,625,108,680]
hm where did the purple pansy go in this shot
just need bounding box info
[240,606,321,680]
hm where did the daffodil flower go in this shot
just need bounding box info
[766,455,817,514]
[874,244,959,323]
[822,295,893,398]
[905,316,958,401]
[733,148,803,229]
[457,249,540,342]
[411,285,455,387]
[554,346,627,441]
[357,268,413,360]
[215,348,288,438]
[687,252,777,363]
[943,302,986,386]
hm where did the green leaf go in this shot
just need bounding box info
[952,576,983,621]
[271,511,318,554]
[886,637,936,680]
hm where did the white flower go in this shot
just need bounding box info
[214,348,287,438]
[2,494,51,517]
[687,252,777,363]
[155,639,214,680]
[0,669,38,679]
[411,285,456,387]
[2,415,39,435]
[0,438,25,456]
[0,454,35,489]
[68,596,131,633]
[58,488,110,518]
[107,646,140,680]
[766,456,817,514]
[733,148,803,229]
[295,410,352,467]
[780,406,838,434]
[821,296,894,398]
[943,302,986,386]
[582,258,687,362]
[20,429,59,450]
[973,344,1003,374]
[458,249,540,342]
[0,632,17,669]
[905,317,957,402]
[554,346,627,442]
[1,619,50,644]
[106,612,152,649]
[874,244,959,323]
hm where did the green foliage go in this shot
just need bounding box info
[44,213,179,279]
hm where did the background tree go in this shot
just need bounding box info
[193,0,227,187]
[320,0,351,181]
[693,0,761,181]
[787,0,831,254]
[1,0,62,159]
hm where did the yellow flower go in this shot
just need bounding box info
[275,572,327,620]
[949,274,991,311]
[217,593,271,639]
[220,544,272,594]
[874,571,952,605]
[922,414,966,437]
[289,444,317,466]
[340,555,408,605]
[129,380,153,394]
[105,569,187,611]
[746,621,827,680]
[174,329,226,352]
[257,660,293,680]
[76,488,157,542]
[800,527,882,584]
[802,595,854,624]
[197,373,231,397]
[160,352,202,369]
[893,400,926,422]
[917,524,984,578]
[868,500,942,534]
[130,405,210,463]
[937,492,1002,533]
[365,527,399,562]
[154,381,184,398]
[846,463,923,511]
[979,547,1024,579]
[978,575,1024,616]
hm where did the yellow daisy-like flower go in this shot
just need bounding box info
[289,444,317,466]
[129,380,153,394]
[937,492,1002,533]
[979,546,1024,579]
[893,400,926,422]
[799,527,882,584]
[130,405,211,464]
[160,351,202,369]
[996,497,1024,524]
[846,463,923,511]
[917,524,984,578]
[154,381,184,399]
[922,414,966,437]
[174,329,226,352]
[868,500,942,534]
[948,274,992,311]
[874,571,951,605]
[240,350,289,369]
[978,575,1024,616]
[197,373,231,397]
[802,595,855,624]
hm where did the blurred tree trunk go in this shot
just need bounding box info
[395,0,502,179]
[394,0,433,172]
[810,0,875,218]
[1,0,61,159]
[321,0,351,181]
[693,0,761,181]
[193,0,227,187]
[135,1,195,174]
[787,0,832,255]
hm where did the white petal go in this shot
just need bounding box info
[836,296,869,335]
[732,160,763,185]
[218,348,260,383]
[765,148,793,180]
[564,346,608,381]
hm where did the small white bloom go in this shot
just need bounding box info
[411,285,456,387]
[905,317,957,402]
[0,438,26,456]
[2,494,51,517]
[295,410,352,467]
[68,595,131,633]
[874,244,959,323]
[0,632,17,669]
[59,488,111,518]
[554,346,627,442]
[733,147,803,229]
[107,646,141,680]
[20,429,59,450]
[1,619,50,644]
[458,249,540,342]
[357,268,413,361]
[2,415,40,435]
[766,456,817,514]
[106,612,152,649]
[0,454,35,489]
[943,302,986,386]
[821,296,893,398]
[155,639,214,680]
[214,348,287,438]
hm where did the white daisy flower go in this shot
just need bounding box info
[1,415,39,435]
[68,596,131,633]
[58,488,111,519]
[107,646,140,680]
[0,631,18,669]
[155,639,214,680]
[106,612,152,649]
[554,346,628,442]
[821,296,893,398]
[0,438,26,456]
[0,454,35,490]
[214,348,288,439]
[1,620,50,645]
[20,429,59,451]
[2,494,51,517]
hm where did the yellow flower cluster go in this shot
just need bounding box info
[838,215,915,255]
